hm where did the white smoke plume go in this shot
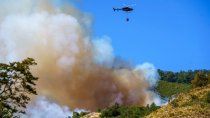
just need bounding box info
[0,0,160,115]
[22,97,73,118]
[135,63,160,87]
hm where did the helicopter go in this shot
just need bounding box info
[113,5,134,21]
[113,6,134,12]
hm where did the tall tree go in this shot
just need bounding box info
[191,72,209,87]
[0,58,38,117]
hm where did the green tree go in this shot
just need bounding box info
[100,103,121,118]
[191,72,209,87]
[0,58,38,117]
[100,103,160,118]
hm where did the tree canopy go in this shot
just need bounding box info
[100,103,160,118]
[0,58,38,117]
[158,69,210,84]
[191,72,210,87]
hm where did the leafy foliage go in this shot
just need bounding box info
[156,80,192,97]
[100,103,160,118]
[0,58,38,117]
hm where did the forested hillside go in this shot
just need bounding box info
[158,69,210,84]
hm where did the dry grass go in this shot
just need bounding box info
[81,112,101,118]
[146,84,210,118]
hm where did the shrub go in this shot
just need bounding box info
[72,111,89,118]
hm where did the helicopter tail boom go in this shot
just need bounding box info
[113,8,122,11]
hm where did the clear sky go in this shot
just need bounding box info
[71,0,210,71]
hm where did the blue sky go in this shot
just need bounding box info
[70,0,210,71]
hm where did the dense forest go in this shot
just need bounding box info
[158,69,210,84]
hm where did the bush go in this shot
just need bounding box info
[72,111,89,118]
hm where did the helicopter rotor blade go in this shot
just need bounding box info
[122,3,136,8]
[127,4,136,7]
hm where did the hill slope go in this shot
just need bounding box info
[156,80,192,97]
[146,84,210,118]
[80,84,209,118]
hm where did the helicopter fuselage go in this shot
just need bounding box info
[122,7,133,12]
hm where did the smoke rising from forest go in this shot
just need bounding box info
[0,0,160,114]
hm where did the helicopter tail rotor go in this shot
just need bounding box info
[113,8,116,11]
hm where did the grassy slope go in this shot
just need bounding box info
[146,84,210,118]
[156,80,192,97]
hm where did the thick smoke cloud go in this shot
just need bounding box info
[22,97,73,118]
[0,0,160,112]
